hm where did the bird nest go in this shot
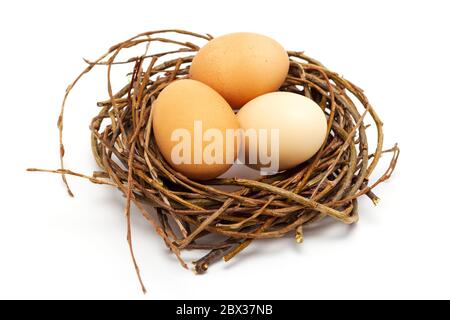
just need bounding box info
[29,29,399,292]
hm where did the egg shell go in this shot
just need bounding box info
[152,79,240,180]
[189,32,289,109]
[237,92,328,171]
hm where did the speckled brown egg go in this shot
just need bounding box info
[189,32,290,109]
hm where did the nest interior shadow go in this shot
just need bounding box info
[31,29,399,292]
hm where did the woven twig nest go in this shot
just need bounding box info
[32,30,399,292]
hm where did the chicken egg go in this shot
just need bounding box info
[189,32,290,108]
[152,79,240,180]
[237,92,327,172]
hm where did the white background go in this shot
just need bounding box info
[1,0,449,300]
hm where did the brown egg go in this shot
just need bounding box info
[189,32,290,108]
[152,79,240,180]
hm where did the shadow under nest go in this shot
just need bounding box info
[29,30,399,293]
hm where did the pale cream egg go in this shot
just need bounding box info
[237,92,327,172]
